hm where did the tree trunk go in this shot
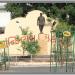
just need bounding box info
[23,50,24,56]
[23,47,25,56]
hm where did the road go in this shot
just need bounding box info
[0,61,75,74]
[0,64,75,74]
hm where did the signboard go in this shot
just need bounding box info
[63,31,71,37]
[0,41,7,48]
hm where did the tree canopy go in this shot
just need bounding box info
[5,3,75,25]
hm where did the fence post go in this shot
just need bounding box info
[66,37,69,72]
[50,31,52,71]
[72,31,75,72]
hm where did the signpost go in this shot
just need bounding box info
[63,31,71,72]
[63,31,71,37]
[0,41,7,48]
[0,41,8,70]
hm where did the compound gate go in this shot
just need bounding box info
[50,30,75,72]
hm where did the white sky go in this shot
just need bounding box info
[0,3,11,27]
[0,3,6,5]
[0,11,11,27]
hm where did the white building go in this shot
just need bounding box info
[0,3,11,34]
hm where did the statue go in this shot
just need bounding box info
[37,13,45,34]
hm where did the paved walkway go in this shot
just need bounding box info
[0,62,75,74]
[9,61,74,67]
[9,61,50,67]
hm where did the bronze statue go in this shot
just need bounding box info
[37,13,45,34]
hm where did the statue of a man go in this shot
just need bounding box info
[37,13,45,34]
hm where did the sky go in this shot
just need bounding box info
[0,3,6,8]
[0,12,11,27]
[0,3,11,27]
[0,3,6,6]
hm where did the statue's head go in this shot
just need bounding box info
[40,13,43,16]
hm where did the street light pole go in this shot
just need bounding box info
[66,14,69,22]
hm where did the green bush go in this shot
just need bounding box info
[55,21,71,37]
[26,40,40,55]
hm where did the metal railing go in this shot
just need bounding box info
[50,30,75,72]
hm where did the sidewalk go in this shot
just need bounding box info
[8,61,74,67]
[0,62,75,74]
[9,62,50,67]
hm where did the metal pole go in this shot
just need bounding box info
[60,34,63,68]
[56,32,60,71]
[6,38,10,70]
[72,31,75,72]
[8,46,10,70]
[4,48,6,70]
[50,31,52,71]
[66,37,69,72]
[55,31,59,72]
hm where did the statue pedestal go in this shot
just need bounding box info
[38,34,48,55]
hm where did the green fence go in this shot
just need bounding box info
[0,46,9,70]
[50,30,75,72]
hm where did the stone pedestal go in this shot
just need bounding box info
[37,34,48,55]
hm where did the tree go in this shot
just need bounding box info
[5,3,75,26]
[5,3,32,18]
[55,21,71,32]
[23,40,40,62]
[64,4,75,24]
[16,26,30,55]
[16,26,40,61]
[52,21,73,65]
